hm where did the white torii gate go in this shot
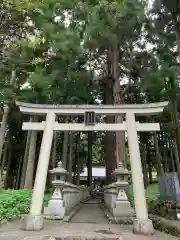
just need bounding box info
[16,101,168,234]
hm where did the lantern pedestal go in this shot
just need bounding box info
[44,187,65,218]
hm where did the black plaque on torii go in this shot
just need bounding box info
[84,111,96,126]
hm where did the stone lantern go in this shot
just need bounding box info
[113,163,130,193]
[50,161,68,182]
[113,163,130,182]
[44,161,69,218]
[111,163,134,217]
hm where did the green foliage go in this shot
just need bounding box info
[0,190,32,221]
[43,192,52,204]
[0,190,53,221]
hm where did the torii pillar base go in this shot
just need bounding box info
[133,218,154,235]
[22,215,43,231]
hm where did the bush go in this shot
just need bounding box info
[0,190,32,222]
[150,215,180,237]
[148,199,180,220]
[0,190,53,223]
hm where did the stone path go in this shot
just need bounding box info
[70,199,108,224]
[0,199,178,240]
[0,220,178,240]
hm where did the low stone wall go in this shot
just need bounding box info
[63,184,89,214]
[101,203,134,224]
[44,183,89,219]
[103,182,134,220]
[148,199,180,220]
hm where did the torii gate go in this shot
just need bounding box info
[16,101,168,234]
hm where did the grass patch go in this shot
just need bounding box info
[129,183,160,202]
[146,184,160,200]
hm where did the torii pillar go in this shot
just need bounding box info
[23,112,55,230]
[126,112,154,234]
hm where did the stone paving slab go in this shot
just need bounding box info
[70,200,108,224]
[0,220,178,240]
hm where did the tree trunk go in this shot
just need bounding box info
[0,138,8,190]
[87,131,93,187]
[170,98,180,181]
[76,146,80,186]
[73,143,77,184]
[9,69,16,85]
[124,147,128,169]
[103,48,117,184]
[62,132,69,169]
[111,43,125,167]
[115,117,125,167]
[146,147,153,184]
[68,133,73,183]
[170,16,180,181]
[52,132,57,168]
[15,157,23,189]
[104,75,116,184]
[163,148,169,173]
[141,144,148,189]
[105,125,116,184]
[0,105,9,163]
[172,138,180,182]
[169,74,180,159]
[114,88,125,168]
[4,133,12,189]
[24,130,37,189]
[154,132,163,177]
[4,153,11,189]
[148,162,153,184]
[20,130,31,189]
[170,140,175,172]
